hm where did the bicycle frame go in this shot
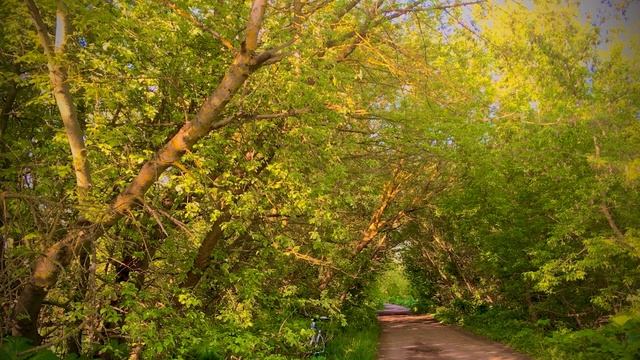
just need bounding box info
[309,316,329,356]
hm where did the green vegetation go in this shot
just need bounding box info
[1,0,639,359]
[324,314,380,360]
[373,263,416,310]
[433,307,640,360]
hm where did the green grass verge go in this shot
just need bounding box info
[323,318,380,360]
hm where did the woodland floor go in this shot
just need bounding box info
[376,304,530,360]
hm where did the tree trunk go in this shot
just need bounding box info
[12,225,99,342]
[320,171,407,291]
[180,213,230,289]
[13,0,271,343]
[25,0,92,204]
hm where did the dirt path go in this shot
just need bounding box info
[377,304,530,360]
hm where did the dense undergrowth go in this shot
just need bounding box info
[323,313,380,360]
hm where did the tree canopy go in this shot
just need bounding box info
[1,0,639,359]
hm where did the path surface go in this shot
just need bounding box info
[377,304,530,360]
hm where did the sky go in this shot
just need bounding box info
[450,0,640,53]
[579,0,640,48]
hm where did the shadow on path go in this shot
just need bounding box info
[377,304,530,360]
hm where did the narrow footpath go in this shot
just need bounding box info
[377,304,530,360]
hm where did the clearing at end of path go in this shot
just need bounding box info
[377,304,530,360]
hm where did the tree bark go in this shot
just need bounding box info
[25,0,92,204]
[12,225,99,342]
[180,213,231,289]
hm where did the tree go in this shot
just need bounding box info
[4,1,477,356]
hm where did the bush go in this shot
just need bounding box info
[0,337,59,360]
[451,307,640,360]
[546,316,640,360]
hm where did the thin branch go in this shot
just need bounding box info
[253,108,309,119]
[152,206,193,236]
[285,248,356,278]
[141,201,168,236]
[42,299,69,310]
[17,321,84,356]
[161,0,235,51]
[333,0,362,21]
[600,203,625,240]
[210,108,308,130]
[24,0,54,57]
[383,0,485,17]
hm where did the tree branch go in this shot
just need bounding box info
[600,202,625,240]
[383,0,485,17]
[54,0,69,54]
[13,0,274,343]
[245,0,268,52]
[112,0,272,215]
[24,0,54,57]
[24,0,93,205]
[161,0,235,51]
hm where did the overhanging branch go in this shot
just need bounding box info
[161,0,235,51]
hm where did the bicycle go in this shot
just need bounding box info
[308,316,330,356]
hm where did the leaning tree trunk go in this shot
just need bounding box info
[12,0,271,343]
[181,150,276,289]
[319,169,408,291]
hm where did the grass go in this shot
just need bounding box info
[322,318,380,360]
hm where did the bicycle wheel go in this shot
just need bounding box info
[311,332,326,356]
